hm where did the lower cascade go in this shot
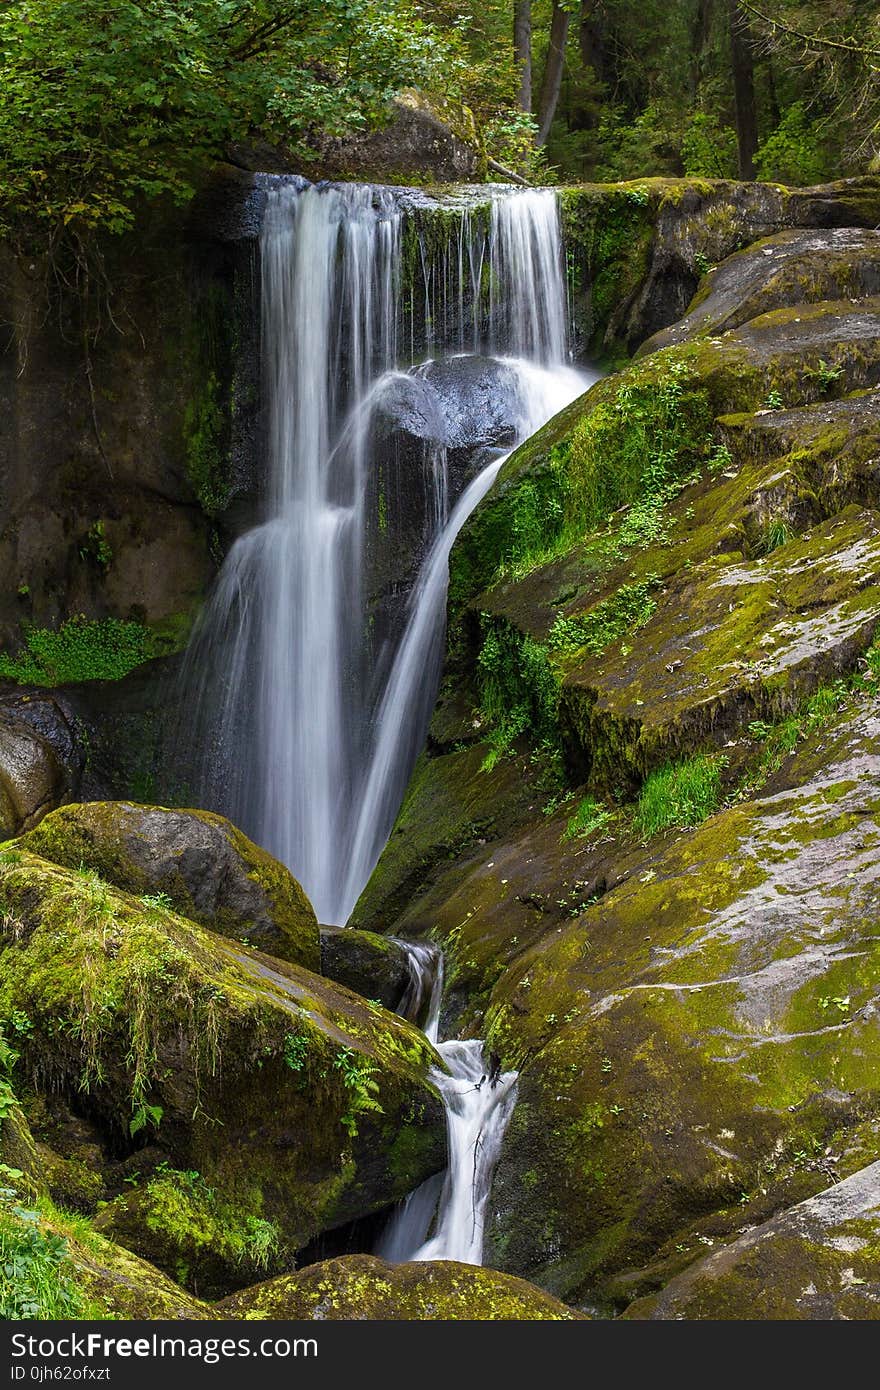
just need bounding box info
[378,944,518,1266]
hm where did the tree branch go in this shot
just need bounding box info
[739,2,880,61]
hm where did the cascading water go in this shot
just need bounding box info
[186,179,595,929]
[380,942,518,1266]
[185,180,595,1269]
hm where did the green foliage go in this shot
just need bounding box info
[0,0,462,247]
[79,521,112,571]
[0,616,164,686]
[333,1048,384,1138]
[548,579,658,659]
[477,619,560,771]
[807,359,845,394]
[634,754,727,838]
[763,389,785,411]
[129,1101,163,1139]
[482,109,550,182]
[0,1027,18,1122]
[754,103,830,186]
[283,1032,310,1080]
[563,357,713,537]
[563,797,612,842]
[680,112,738,178]
[0,1200,89,1320]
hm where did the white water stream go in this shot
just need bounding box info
[185,179,595,1264]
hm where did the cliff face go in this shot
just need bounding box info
[0,167,264,655]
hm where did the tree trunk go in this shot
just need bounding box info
[729,0,758,178]
[514,0,532,113]
[537,1,571,146]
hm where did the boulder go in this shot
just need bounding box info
[0,690,82,838]
[219,1253,585,1319]
[638,227,880,357]
[473,699,880,1304]
[319,927,412,1012]
[0,850,445,1295]
[312,91,482,185]
[623,1163,880,1320]
[15,800,320,971]
[560,175,880,354]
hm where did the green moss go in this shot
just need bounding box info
[476,617,561,773]
[0,616,170,686]
[184,370,231,519]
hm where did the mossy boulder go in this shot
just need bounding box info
[219,1253,585,1319]
[638,227,880,358]
[473,700,880,1305]
[0,1102,44,1200]
[559,175,880,354]
[319,927,412,1012]
[0,850,445,1294]
[15,800,320,971]
[623,1162,880,1320]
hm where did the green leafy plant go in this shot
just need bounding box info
[563,797,612,842]
[763,389,784,411]
[807,359,844,394]
[0,616,164,686]
[333,1047,384,1139]
[634,754,727,838]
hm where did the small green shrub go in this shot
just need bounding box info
[563,797,612,842]
[634,754,727,837]
[548,579,658,658]
[0,616,164,686]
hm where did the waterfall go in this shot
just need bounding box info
[379,942,518,1267]
[185,179,594,926]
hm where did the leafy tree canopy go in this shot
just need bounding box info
[0,0,461,243]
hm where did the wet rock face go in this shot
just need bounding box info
[0,692,82,837]
[623,1162,880,1320]
[15,799,321,971]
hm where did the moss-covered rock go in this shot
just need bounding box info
[559,504,880,791]
[623,1162,880,1320]
[219,1253,585,1319]
[637,227,880,358]
[351,743,542,934]
[474,699,880,1306]
[0,850,445,1294]
[319,927,412,1012]
[559,175,880,354]
[15,800,320,971]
